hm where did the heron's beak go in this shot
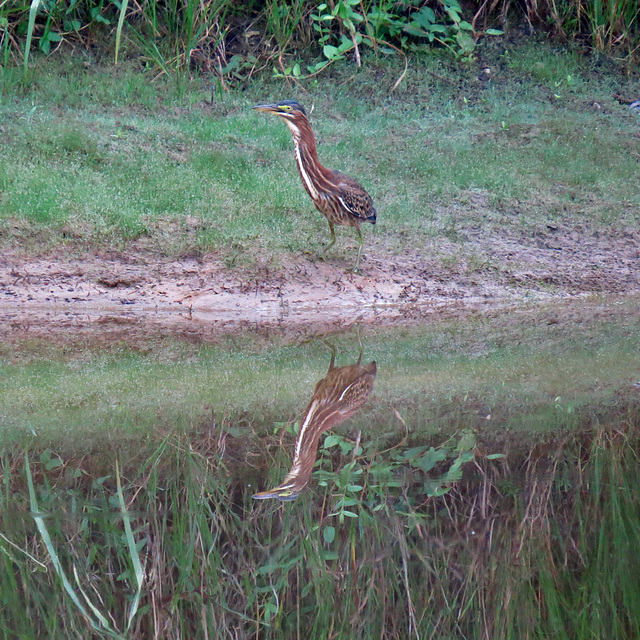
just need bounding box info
[252,103,281,114]
[252,486,300,501]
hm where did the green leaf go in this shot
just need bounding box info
[24,0,42,78]
[456,431,477,453]
[323,526,336,543]
[90,7,110,25]
[455,31,476,53]
[114,0,129,65]
[403,24,428,38]
[323,44,342,60]
[323,434,341,448]
[443,0,462,10]
[485,28,504,35]
[445,7,461,23]
[257,562,277,575]
[412,447,447,473]
[403,446,427,460]
[430,485,452,497]
[65,19,82,31]
[45,458,63,470]
[412,6,435,28]
[334,497,359,507]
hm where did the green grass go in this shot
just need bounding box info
[1,413,640,638]
[1,42,639,258]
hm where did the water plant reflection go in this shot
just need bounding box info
[252,345,377,501]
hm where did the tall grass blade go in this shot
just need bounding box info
[23,0,41,79]
[73,564,118,631]
[25,451,126,640]
[115,458,145,632]
[114,0,130,66]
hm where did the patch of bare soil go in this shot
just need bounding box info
[2,222,639,346]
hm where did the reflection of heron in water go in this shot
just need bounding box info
[253,344,377,501]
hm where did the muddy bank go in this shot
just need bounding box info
[2,223,639,345]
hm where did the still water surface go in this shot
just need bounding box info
[1,296,639,638]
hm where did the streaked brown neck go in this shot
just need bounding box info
[282,400,347,489]
[284,115,334,197]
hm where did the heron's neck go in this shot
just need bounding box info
[285,117,332,197]
[282,396,345,488]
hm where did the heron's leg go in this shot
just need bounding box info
[322,339,337,370]
[347,227,364,273]
[319,220,336,259]
[355,326,363,365]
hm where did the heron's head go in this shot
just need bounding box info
[252,100,307,123]
[252,480,302,502]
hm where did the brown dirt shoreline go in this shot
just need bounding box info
[2,223,639,346]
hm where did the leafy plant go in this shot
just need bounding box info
[277,0,502,83]
[315,430,493,523]
[1,0,639,89]
[403,0,478,57]
[3,417,640,638]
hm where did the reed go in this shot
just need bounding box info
[2,409,639,638]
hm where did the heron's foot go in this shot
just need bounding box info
[302,249,327,263]
[318,238,336,261]
[318,245,337,262]
[346,265,362,275]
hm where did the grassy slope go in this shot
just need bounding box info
[0,39,639,261]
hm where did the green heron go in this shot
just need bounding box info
[252,348,377,501]
[253,100,376,272]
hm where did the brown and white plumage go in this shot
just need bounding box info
[253,351,377,501]
[253,100,376,271]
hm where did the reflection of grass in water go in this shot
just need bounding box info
[1,300,638,444]
[2,421,640,638]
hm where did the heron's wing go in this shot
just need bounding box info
[335,173,376,222]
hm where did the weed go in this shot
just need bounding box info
[2,408,640,638]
